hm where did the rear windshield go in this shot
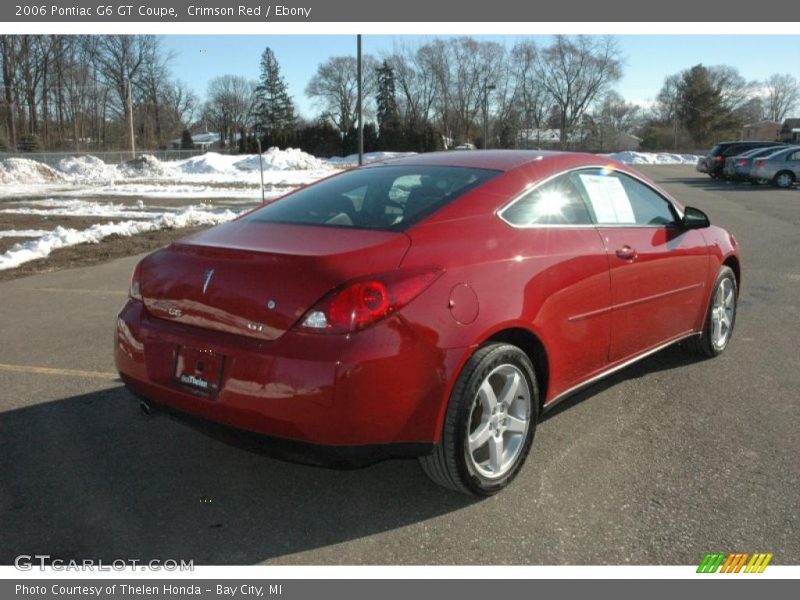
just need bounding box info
[245,164,500,231]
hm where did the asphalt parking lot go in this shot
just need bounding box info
[0,165,798,565]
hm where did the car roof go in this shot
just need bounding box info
[763,145,800,157]
[363,150,600,172]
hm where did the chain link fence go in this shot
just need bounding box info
[0,149,205,167]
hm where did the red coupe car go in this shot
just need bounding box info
[115,151,741,495]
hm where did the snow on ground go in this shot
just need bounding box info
[0,229,50,238]
[0,205,244,271]
[0,148,337,199]
[0,198,159,219]
[606,151,703,165]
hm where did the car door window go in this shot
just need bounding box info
[577,170,678,227]
[500,172,594,226]
[786,151,800,161]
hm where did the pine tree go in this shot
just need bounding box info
[375,60,403,150]
[254,47,296,145]
[180,129,194,150]
[677,65,736,146]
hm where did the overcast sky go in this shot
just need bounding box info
[162,35,800,119]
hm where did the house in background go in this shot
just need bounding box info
[741,120,781,141]
[169,132,240,150]
[778,119,800,143]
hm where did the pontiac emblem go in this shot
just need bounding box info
[202,269,215,294]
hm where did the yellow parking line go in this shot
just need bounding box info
[35,287,127,296]
[0,363,118,380]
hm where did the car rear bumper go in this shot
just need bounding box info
[115,299,463,451]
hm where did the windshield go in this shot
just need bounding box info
[245,164,501,231]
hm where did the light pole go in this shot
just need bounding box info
[125,77,135,160]
[357,34,363,166]
[483,82,496,149]
[253,124,266,204]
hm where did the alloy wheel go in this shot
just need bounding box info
[711,278,736,349]
[464,364,531,480]
[776,173,794,188]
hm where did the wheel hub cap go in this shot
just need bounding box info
[711,278,735,349]
[465,364,531,480]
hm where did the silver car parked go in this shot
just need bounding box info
[750,146,800,188]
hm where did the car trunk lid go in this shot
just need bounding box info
[140,220,411,340]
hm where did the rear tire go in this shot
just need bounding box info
[687,266,737,358]
[773,171,795,189]
[419,343,539,496]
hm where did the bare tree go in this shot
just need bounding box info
[164,80,198,127]
[0,35,19,147]
[510,40,554,148]
[205,75,257,148]
[707,65,756,116]
[306,55,378,134]
[95,35,159,149]
[763,74,799,123]
[447,38,506,144]
[593,91,640,151]
[386,43,438,132]
[533,35,623,148]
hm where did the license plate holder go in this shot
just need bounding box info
[174,346,224,396]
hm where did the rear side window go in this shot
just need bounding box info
[723,145,746,156]
[786,150,800,161]
[500,172,594,226]
[245,165,499,231]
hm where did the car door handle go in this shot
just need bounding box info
[616,245,638,261]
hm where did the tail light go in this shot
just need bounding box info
[713,156,723,162]
[736,159,748,167]
[129,261,143,301]
[296,268,442,334]
[754,159,765,167]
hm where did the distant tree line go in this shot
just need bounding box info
[0,35,196,152]
[2,34,798,155]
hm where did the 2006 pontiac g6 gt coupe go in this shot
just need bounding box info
[116,151,741,495]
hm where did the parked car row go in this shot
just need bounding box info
[702,141,800,188]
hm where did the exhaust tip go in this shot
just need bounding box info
[139,401,152,416]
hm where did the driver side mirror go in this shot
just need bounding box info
[682,206,710,229]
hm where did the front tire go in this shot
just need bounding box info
[688,266,738,358]
[419,343,539,496]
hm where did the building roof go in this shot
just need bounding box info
[781,118,800,131]
[743,120,781,128]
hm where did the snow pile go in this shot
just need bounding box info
[0,205,243,271]
[326,151,417,166]
[56,155,117,182]
[175,152,237,175]
[0,229,50,238]
[117,154,179,179]
[0,158,64,185]
[232,147,328,171]
[179,149,328,174]
[607,151,703,165]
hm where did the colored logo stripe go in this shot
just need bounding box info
[697,552,773,573]
[745,553,773,573]
[697,553,726,573]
